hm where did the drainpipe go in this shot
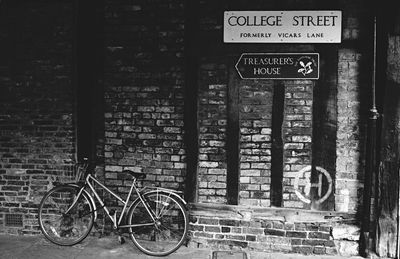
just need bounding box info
[361,16,379,258]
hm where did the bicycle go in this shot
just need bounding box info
[37,160,189,257]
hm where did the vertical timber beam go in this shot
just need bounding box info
[362,9,390,255]
[361,15,378,258]
[75,0,100,162]
[227,57,240,205]
[270,81,285,207]
[372,3,392,257]
[184,0,199,203]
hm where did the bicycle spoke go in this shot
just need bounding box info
[156,226,170,241]
[159,224,184,239]
[158,193,169,217]
[38,185,94,246]
[154,194,172,218]
[128,192,188,256]
[156,191,160,218]
[157,200,176,219]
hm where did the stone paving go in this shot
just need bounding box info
[0,234,366,259]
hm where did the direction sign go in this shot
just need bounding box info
[235,53,319,80]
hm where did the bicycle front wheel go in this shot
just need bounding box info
[127,191,188,256]
[38,185,94,246]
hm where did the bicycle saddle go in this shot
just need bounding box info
[122,170,146,179]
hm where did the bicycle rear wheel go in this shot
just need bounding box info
[127,191,188,256]
[38,185,94,246]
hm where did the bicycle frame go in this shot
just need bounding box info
[67,173,157,229]
[39,168,190,256]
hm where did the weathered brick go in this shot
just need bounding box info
[226,234,245,241]
[264,229,285,236]
[308,231,331,240]
[284,223,295,230]
[231,227,243,234]
[292,246,313,255]
[273,221,284,229]
[205,226,221,232]
[221,227,231,233]
[313,246,326,254]
[194,232,213,238]
[244,228,264,235]
[190,225,204,231]
[291,238,303,245]
[302,239,334,247]
[246,235,257,242]
[220,219,240,227]
[294,223,307,231]
[305,223,319,231]
[286,231,307,238]
[199,218,219,225]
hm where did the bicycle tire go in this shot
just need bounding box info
[127,191,188,256]
[38,184,94,246]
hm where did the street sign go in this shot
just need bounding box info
[235,53,319,80]
[224,11,342,43]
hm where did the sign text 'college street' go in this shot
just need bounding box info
[224,11,342,43]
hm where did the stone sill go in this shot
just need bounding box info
[189,202,358,224]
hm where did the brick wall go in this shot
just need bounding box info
[198,61,228,203]
[0,1,75,234]
[193,1,369,213]
[0,0,375,256]
[103,0,186,201]
[189,205,360,256]
[312,47,338,211]
[282,81,313,208]
[191,216,334,254]
[336,49,365,213]
[188,1,370,255]
[335,7,371,213]
[239,81,273,207]
[333,3,372,214]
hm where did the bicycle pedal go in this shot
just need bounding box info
[118,236,125,245]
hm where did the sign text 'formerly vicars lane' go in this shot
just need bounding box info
[224,11,342,43]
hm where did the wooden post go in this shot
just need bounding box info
[361,15,379,258]
[398,167,400,259]
[226,57,240,205]
[183,0,199,203]
[75,0,104,162]
[270,81,285,207]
